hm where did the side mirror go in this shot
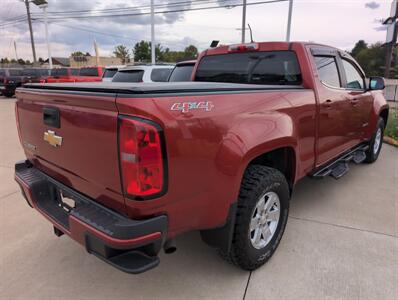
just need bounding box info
[369,77,385,90]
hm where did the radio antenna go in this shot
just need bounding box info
[248,24,254,43]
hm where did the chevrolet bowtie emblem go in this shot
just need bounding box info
[44,130,63,147]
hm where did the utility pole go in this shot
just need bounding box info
[241,0,247,43]
[383,0,398,78]
[384,31,396,78]
[14,41,18,61]
[286,0,293,42]
[150,0,155,64]
[42,4,52,69]
[24,0,37,63]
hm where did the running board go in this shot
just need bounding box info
[311,144,369,180]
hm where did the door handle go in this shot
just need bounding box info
[350,98,359,106]
[323,99,332,109]
[43,107,60,128]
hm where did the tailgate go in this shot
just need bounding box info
[15,88,126,214]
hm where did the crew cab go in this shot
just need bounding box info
[75,66,104,82]
[14,42,388,274]
[46,68,80,83]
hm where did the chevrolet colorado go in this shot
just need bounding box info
[14,42,388,274]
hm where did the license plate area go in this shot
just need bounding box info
[59,190,76,213]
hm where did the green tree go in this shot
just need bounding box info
[71,51,84,57]
[350,40,368,58]
[183,45,198,59]
[1,58,10,64]
[350,40,398,78]
[113,45,130,64]
[17,58,25,65]
[133,41,151,62]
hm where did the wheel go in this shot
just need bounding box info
[219,165,290,271]
[3,91,14,98]
[365,118,385,163]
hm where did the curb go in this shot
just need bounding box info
[383,136,398,147]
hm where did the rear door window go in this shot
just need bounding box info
[22,69,39,77]
[169,65,194,82]
[314,56,341,88]
[79,68,99,76]
[52,68,68,76]
[195,51,302,85]
[112,70,144,82]
[71,68,80,76]
[151,68,172,82]
[9,69,22,76]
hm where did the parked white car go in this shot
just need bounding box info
[112,65,174,83]
[102,65,126,82]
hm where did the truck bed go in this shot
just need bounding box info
[22,82,304,95]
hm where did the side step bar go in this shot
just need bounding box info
[311,144,369,180]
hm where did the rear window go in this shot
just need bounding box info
[195,51,302,85]
[112,70,144,82]
[150,68,172,82]
[22,69,40,76]
[9,69,22,76]
[52,68,68,76]
[79,68,99,77]
[103,68,118,78]
[169,65,194,82]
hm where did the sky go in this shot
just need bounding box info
[0,0,394,61]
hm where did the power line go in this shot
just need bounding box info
[29,0,288,21]
[0,0,287,26]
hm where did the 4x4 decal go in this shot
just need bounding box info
[171,101,214,113]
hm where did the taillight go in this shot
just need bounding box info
[119,116,166,199]
[228,43,259,53]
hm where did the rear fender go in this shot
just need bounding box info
[215,112,298,201]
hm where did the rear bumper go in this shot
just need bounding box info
[15,160,168,274]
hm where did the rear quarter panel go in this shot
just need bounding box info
[117,89,316,236]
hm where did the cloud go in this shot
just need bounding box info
[365,1,381,10]
[374,25,388,32]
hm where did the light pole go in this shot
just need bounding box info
[150,0,155,64]
[24,0,37,63]
[37,2,52,69]
[241,0,247,43]
[286,0,293,42]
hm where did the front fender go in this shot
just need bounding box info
[369,91,389,135]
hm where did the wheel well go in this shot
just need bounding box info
[380,109,389,127]
[248,147,296,189]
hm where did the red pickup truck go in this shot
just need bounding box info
[14,42,388,274]
[46,68,80,83]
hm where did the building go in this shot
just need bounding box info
[43,57,70,67]
[69,56,123,67]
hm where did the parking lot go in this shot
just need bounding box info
[0,96,397,300]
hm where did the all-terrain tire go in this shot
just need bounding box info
[365,118,385,163]
[219,165,290,271]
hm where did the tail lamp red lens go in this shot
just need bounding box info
[119,117,165,198]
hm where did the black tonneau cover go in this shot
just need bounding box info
[21,82,304,95]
